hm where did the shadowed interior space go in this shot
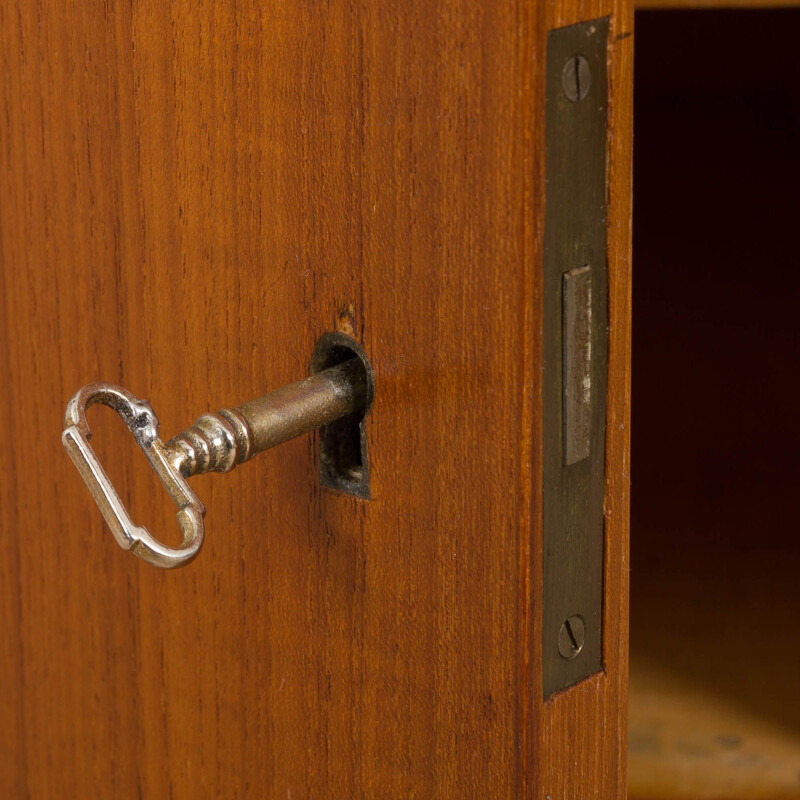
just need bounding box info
[630,9,800,798]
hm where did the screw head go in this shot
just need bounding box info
[562,55,591,102]
[558,615,585,659]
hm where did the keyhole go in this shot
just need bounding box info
[311,332,374,499]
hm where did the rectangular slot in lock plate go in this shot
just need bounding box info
[542,17,609,699]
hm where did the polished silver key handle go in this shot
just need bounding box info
[62,352,371,569]
[63,384,206,568]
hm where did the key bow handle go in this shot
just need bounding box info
[62,383,206,568]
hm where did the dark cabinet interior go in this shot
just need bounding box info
[630,10,800,797]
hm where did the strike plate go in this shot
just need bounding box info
[542,17,608,698]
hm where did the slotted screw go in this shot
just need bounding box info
[558,615,585,659]
[562,55,591,102]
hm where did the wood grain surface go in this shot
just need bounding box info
[0,0,631,796]
[529,0,632,797]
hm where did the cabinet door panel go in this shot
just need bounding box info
[0,1,631,796]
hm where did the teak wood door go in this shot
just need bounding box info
[0,0,632,797]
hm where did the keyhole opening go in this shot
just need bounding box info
[311,332,374,499]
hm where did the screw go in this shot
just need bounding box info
[558,615,585,659]
[562,55,591,102]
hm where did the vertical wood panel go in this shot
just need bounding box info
[531,0,633,796]
[0,0,631,795]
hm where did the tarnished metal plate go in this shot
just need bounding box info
[542,17,609,698]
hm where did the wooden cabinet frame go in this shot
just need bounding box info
[0,0,632,795]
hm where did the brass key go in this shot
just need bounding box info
[62,354,371,569]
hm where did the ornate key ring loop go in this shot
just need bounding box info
[62,383,206,569]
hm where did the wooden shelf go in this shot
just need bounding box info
[629,562,800,799]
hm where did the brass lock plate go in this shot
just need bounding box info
[542,17,609,698]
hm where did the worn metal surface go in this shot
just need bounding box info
[563,265,593,466]
[542,17,609,698]
[311,332,374,499]
[168,359,368,478]
[557,615,586,660]
[561,55,592,102]
[62,356,370,568]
